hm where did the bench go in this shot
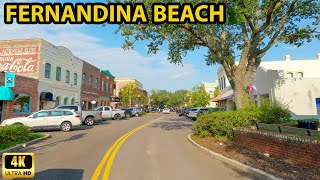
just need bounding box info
[256,123,320,138]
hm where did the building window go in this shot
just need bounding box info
[102,80,105,91]
[89,76,92,87]
[218,79,221,90]
[66,70,70,84]
[64,97,68,105]
[286,72,293,78]
[45,63,51,79]
[82,73,86,85]
[13,93,32,114]
[106,82,109,92]
[297,72,304,78]
[110,82,113,93]
[95,78,98,89]
[55,96,60,107]
[71,98,75,105]
[56,67,61,81]
[74,73,78,85]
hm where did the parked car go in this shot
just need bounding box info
[0,109,81,132]
[184,108,191,117]
[188,107,213,120]
[144,108,150,113]
[121,108,133,118]
[95,106,127,120]
[176,108,185,116]
[127,107,142,117]
[55,105,102,126]
[163,108,170,114]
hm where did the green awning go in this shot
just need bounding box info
[0,86,14,100]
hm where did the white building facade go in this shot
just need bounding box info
[213,53,320,119]
[201,81,218,108]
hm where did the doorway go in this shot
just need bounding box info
[0,100,4,122]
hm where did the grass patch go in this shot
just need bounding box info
[0,133,45,151]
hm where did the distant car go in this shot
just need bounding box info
[163,108,170,114]
[0,109,81,132]
[184,108,191,117]
[176,108,185,116]
[121,108,133,118]
[127,107,142,117]
[144,108,150,113]
[188,107,213,120]
[95,106,126,120]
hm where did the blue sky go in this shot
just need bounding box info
[0,0,319,92]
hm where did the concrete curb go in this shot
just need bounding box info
[0,133,51,156]
[188,134,282,180]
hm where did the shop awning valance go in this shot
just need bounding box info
[0,86,14,100]
[40,92,53,101]
[211,90,234,102]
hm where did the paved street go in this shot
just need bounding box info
[1,114,256,180]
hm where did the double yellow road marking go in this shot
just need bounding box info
[91,116,164,180]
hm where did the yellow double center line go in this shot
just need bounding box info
[91,116,164,180]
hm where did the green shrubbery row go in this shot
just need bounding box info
[0,125,44,150]
[194,100,291,140]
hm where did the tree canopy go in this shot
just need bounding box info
[113,0,320,109]
[189,85,211,107]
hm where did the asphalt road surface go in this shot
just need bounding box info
[1,114,257,180]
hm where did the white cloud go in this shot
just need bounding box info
[0,2,198,91]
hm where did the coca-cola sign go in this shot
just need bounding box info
[0,46,39,75]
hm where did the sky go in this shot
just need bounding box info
[0,0,319,92]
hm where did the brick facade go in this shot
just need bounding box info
[234,127,320,168]
[99,71,115,106]
[80,62,100,110]
[0,73,38,121]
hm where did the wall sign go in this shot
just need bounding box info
[5,72,15,87]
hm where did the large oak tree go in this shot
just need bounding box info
[113,0,320,109]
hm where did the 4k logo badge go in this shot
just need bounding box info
[2,153,35,178]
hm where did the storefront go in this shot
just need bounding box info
[0,87,14,122]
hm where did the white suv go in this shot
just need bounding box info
[1,109,81,132]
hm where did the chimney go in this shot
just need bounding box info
[284,55,290,61]
[317,53,320,60]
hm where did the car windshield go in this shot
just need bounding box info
[190,109,198,111]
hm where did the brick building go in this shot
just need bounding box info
[99,70,115,106]
[0,73,38,122]
[81,62,100,110]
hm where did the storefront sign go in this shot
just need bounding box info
[0,46,39,75]
[111,97,121,102]
[5,73,15,87]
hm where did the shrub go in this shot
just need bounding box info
[0,125,31,144]
[194,108,261,140]
[142,111,147,116]
[258,100,291,124]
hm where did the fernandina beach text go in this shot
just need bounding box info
[4,3,226,24]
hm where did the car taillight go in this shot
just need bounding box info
[100,112,102,117]
[75,115,80,118]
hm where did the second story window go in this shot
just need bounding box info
[110,82,113,93]
[45,63,51,79]
[56,67,61,81]
[106,82,109,92]
[89,76,92,86]
[74,73,78,85]
[102,80,105,91]
[66,70,70,84]
[82,73,86,85]
[95,78,98,89]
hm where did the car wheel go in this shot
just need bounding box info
[60,122,72,132]
[135,113,139,117]
[114,114,121,120]
[85,117,94,126]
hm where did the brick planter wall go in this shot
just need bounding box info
[234,127,320,168]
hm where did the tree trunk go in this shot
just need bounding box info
[232,75,250,110]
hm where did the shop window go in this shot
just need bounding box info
[55,97,60,107]
[74,73,78,85]
[102,80,105,91]
[13,93,32,114]
[96,78,98,89]
[56,67,61,81]
[89,76,93,87]
[66,70,70,84]
[110,82,113,93]
[45,63,51,79]
[64,97,68,105]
